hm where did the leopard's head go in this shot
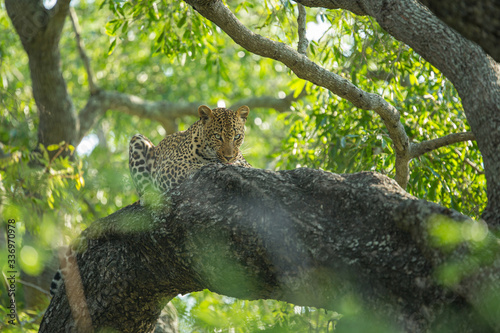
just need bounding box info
[198,105,249,164]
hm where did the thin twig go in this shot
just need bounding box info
[18,279,52,296]
[453,147,484,174]
[297,4,308,55]
[410,131,475,159]
[69,7,98,95]
[45,142,69,173]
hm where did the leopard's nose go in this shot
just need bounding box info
[224,155,233,160]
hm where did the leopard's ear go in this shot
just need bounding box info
[236,105,250,121]
[198,105,213,122]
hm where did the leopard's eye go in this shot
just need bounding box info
[214,134,222,141]
[234,134,241,140]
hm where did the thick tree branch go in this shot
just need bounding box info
[69,7,98,95]
[40,166,500,332]
[410,132,476,159]
[184,0,411,188]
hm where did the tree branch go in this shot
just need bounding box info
[18,279,51,296]
[297,4,308,55]
[40,166,500,332]
[453,147,484,175]
[69,7,98,95]
[77,90,302,142]
[410,131,476,159]
[293,0,367,15]
[229,90,305,112]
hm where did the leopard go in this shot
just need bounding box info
[50,105,251,298]
[129,105,252,202]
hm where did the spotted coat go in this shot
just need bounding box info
[129,105,251,198]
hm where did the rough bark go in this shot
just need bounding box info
[418,0,500,63]
[40,166,500,332]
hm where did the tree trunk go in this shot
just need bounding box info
[40,166,500,332]
[5,0,77,153]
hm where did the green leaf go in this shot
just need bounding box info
[108,38,117,55]
[290,79,307,98]
[121,20,129,34]
[177,13,187,28]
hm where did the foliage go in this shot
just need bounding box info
[172,291,342,332]
[0,0,488,331]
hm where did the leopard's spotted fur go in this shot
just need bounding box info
[129,105,251,199]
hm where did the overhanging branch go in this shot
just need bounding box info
[295,0,500,223]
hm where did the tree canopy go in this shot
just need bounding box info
[0,0,499,332]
